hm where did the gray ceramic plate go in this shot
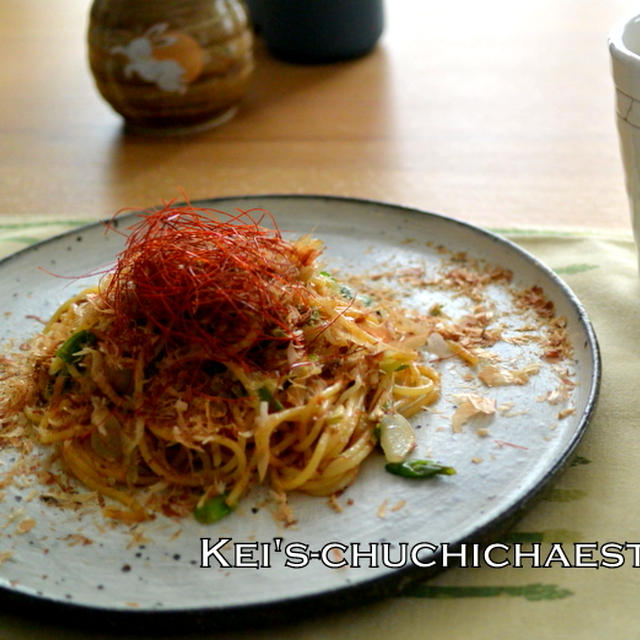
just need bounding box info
[0,196,600,632]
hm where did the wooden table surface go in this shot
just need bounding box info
[0,0,637,229]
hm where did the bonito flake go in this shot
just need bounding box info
[451,394,496,432]
[478,363,540,387]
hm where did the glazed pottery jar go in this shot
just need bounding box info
[88,0,254,132]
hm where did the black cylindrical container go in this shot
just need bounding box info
[254,0,384,63]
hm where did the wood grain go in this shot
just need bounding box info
[0,0,636,230]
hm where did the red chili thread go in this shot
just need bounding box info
[494,439,529,450]
[100,202,319,369]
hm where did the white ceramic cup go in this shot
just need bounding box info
[609,16,640,270]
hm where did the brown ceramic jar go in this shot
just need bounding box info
[88,0,254,132]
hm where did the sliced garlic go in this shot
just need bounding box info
[426,332,452,358]
[378,413,416,463]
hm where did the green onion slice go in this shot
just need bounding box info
[257,386,284,411]
[194,495,233,524]
[385,459,456,479]
[55,330,96,364]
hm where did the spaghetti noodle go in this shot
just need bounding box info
[0,203,440,523]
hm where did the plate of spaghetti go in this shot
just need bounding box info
[0,195,599,632]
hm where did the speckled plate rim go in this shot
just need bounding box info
[0,194,601,634]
